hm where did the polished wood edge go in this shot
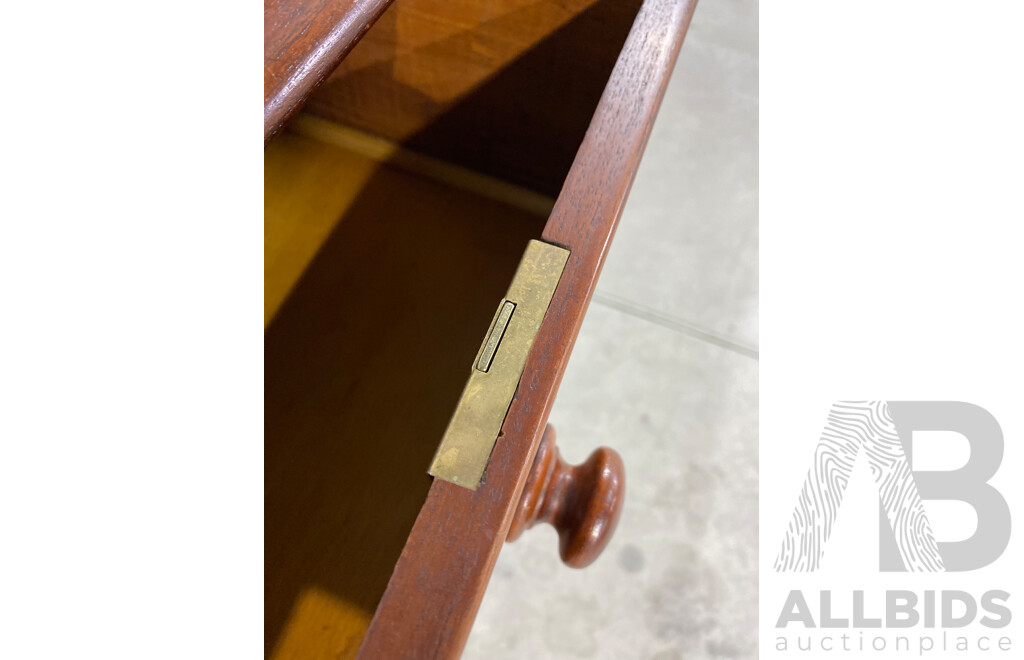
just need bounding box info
[287,114,556,216]
[264,0,396,143]
[355,0,698,657]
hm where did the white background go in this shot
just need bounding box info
[0,3,261,658]
[762,1,1024,658]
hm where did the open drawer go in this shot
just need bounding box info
[265,0,698,657]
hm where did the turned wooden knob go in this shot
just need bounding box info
[507,425,625,568]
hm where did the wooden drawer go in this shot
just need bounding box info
[265,0,697,657]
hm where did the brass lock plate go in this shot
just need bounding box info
[428,239,570,490]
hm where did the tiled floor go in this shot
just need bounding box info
[464,1,758,658]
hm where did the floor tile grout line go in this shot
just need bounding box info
[591,290,759,360]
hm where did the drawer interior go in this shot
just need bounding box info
[265,131,546,655]
[265,0,643,656]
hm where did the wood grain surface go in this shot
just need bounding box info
[264,0,394,141]
[355,0,699,657]
[305,0,641,196]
